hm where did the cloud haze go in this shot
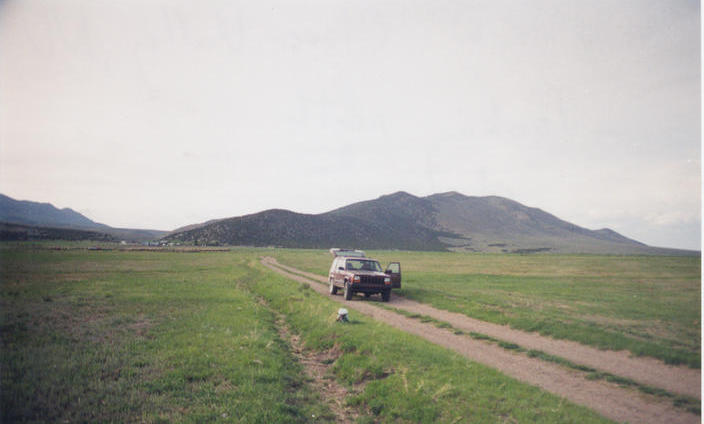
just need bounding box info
[0,0,700,250]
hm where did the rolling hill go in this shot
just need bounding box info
[0,194,166,242]
[0,222,117,242]
[165,191,698,255]
[164,208,451,250]
[0,193,99,229]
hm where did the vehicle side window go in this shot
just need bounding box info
[387,263,400,273]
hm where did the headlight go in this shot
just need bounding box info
[384,277,391,284]
[353,275,360,283]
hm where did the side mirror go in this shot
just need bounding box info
[338,266,344,271]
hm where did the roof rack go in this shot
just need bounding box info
[329,248,366,258]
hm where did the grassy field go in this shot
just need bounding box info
[0,246,331,423]
[1,244,613,423]
[270,249,701,367]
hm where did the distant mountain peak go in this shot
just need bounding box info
[0,193,100,229]
[0,193,166,242]
[380,191,418,200]
[432,191,466,198]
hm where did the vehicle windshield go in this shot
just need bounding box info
[346,259,382,272]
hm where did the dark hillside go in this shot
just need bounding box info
[0,194,166,242]
[0,194,102,229]
[328,191,439,229]
[0,222,116,242]
[167,208,449,250]
[428,192,589,237]
[425,192,655,253]
[164,191,699,255]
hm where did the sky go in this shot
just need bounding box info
[0,0,701,250]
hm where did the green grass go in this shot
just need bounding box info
[0,247,330,423]
[269,248,701,367]
[0,243,614,423]
[378,304,700,415]
[247,257,611,423]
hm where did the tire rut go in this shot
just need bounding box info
[256,295,359,423]
[261,257,699,424]
[274,315,358,423]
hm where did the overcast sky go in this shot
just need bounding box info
[0,0,700,250]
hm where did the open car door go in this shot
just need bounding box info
[385,262,401,288]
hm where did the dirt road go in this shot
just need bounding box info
[266,258,700,399]
[261,257,700,424]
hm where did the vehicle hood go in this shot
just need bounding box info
[350,270,387,277]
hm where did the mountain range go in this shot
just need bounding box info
[164,191,697,255]
[1,191,697,255]
[0,194,166,242]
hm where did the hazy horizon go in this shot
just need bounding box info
[1,0,700,250]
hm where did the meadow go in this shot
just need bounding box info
[0,244,613,423]
[270,249,701,367]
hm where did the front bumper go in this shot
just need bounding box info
[349,283,391,294]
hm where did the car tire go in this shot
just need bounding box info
[344,282,352,300]
[364,293,371,298]
[329,278,338,295]
[381,289,391,302]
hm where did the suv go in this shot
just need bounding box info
[328,253,401,302]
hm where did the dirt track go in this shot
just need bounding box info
[266,258,700,399]
[261,257,700,424]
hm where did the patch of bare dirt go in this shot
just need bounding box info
[262,257,700,424]
[126,315,154,338]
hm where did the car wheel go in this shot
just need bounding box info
[344,282,352,300]
[381,289,391,302]
[329,278,338,295]
[364,293,371,298]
